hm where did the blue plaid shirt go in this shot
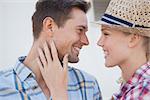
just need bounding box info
[0,57,102,100]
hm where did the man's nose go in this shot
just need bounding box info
[81,34,89,46]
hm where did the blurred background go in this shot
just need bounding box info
[0,0,121,99]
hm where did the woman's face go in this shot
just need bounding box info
[97,25,131,68]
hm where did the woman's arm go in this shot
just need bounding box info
[37,40,68,100]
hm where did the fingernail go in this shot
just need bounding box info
[51,40,54,44]
[43,42,46,47]
[49,39,52,43]
[38,48,41,53]
[44,41,47,45]
[66,54,69,57]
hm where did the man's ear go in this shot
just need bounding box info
[42,17,57,36]
[128,34,141,48]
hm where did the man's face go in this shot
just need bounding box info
[97,25,130,67]
[51,8,89,63]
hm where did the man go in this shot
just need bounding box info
[42,0,150,99]
[0,0,102,100]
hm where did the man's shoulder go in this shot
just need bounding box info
[0,67,14,86]
[0,67,19,97]
[0,66,14,77]
[68,67,97,83]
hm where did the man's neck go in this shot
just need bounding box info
[23,42,51,98]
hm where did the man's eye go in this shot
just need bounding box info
[78,29,84,33]
[103,33,109,36]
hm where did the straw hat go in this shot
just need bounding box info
[99,0,150,37]
[98,0,150,61]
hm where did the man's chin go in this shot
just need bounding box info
[105,62,115,68]
[68,58,79,63]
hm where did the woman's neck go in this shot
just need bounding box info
[119,54,147,82]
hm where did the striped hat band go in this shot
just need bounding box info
[101,13,150,28]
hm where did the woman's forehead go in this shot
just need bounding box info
[101,24,111,31]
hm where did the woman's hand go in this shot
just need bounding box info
[37,40,68,100]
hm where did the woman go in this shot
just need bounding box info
[98,0,150,99]
[37,0,150,99]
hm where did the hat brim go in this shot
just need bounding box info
[91,21,150,37]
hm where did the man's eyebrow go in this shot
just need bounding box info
[77,25,88,31]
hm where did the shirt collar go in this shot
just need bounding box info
[121,62,150,87]
[114,62,150,98]
[13,56,35,82]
